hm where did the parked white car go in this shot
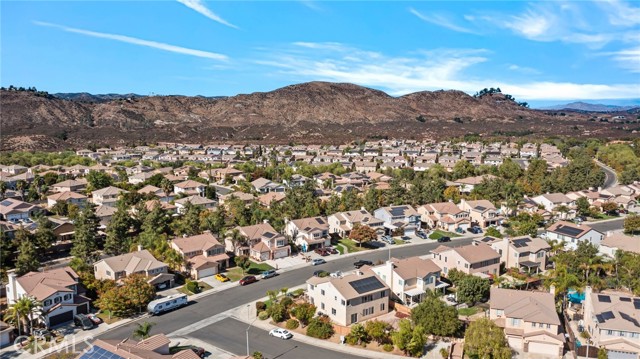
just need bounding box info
[269,328,293,339]
[330,271,342,278]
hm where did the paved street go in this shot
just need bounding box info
[595,160,618,189]
[97,237,474,343]
[587,218,624,233]
[190,317,364,359]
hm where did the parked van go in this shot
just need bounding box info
[147,294,188,315]
[74,314,94,330]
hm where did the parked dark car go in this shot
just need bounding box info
[328,247,338,254]
[467,226,482,234]
[74,314,94,330]
[437,236,451,243]
[314,248,330,256]
[353,259,373,268]
[239,276,257,286]
[416,231,428,239]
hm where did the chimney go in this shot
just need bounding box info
[607,231,611,237]
[549,284,556,296]
[460,198,466,208]
[7,269,17,304]
[597,187,602,192]
[360,206,366,211]
[137,244,143,252]
[263,219,269,224]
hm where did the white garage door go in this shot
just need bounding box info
[608,350,638,359]
[197,267,217,279]
[528,341,560,357]
[508,336,523,350]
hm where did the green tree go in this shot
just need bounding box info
[71,204,100,263]
[363,188,382,213]
[15,240,40,275]
[173,202,203,236]
[120,274,156,313]
[0,181,6,199]
[349,224,377,247]
[443,186,461,203]
[576,197,591,217]
[86,170,113,191]
[452,160,475,180]
[601,202,618,215]
[464,318,512,359]
[104,203,132,255]
[365,319,392,344]
[485,226,502,238]
[498,158,523,181]
[291,302,316,327]
[3,296,41,335]
[457,276,491,306]
[624,213,640,234]
[226,228,247,254]
[34,215,57,255]
[411,294,461,337]
[132,321,155,340]
[346,323,369,345]
[392,319,425,357]
[16,180,27,201]
[406,325,426,357]
[234,255,251,274]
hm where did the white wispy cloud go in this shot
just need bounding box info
[409,8,476,34]
[300,0,322,12]
[176,0,238,29]
[507,64,541,75]
[34,21,228,61]
[606,46,640,73]
[600,0,640,27]
[254,42,640,100]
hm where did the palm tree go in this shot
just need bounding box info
[16,180,27,201]
[132,321,155,340]
[3,296,41,335]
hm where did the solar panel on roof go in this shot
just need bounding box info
[555,225,583,237]
[634,299,640,310]
[349,276,385,294]
[0,200,12,207]
[598,295,611,303]
[315,218,325,224]
[512,239,531,248]
[620,297,632,302]
[601,311,615,320]
[263,232,275,238]
[475,206,486,211]
[78,346,125,359]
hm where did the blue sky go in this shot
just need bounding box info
[2,0,639,106]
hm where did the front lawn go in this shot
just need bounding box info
[428,230,460,240]
[178,281,213,295]
[457,307,481,316]
[97,310,122,324]
[338,238,369,253]
[227,261,274,281]
[589,213,619,221]
[393,239,407,245]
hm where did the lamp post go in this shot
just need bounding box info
[246,317,258,357]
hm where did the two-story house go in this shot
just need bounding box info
[174,195,216,213]
[284,216,331,252]
[328,209,384,238]
[0,198,42,222]
[52,179,87,193]
[173,180,205,197]
[373,205,421,236]
[137,185,175,202]
[430,242,501,277]
[6,267,90,328]
[582,287,640,359]
[458,199,503,228]
[599,232,640,258]
[306,268,390,326]
[490,287,564,357]
[476,236,550,273]
[92,186,128,206]
[228,222,290,261]
[251,178,286,194]
[545,221,604,250]
[47,191,88,209]
[93,247,174,290]
[453,175,498,194]
[371,257,446,306]
[417,202,471,232]
[531,193,576,220]
[171,232,229,279]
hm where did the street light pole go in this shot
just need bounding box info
[246,317,258,357]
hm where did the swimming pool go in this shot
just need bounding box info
[568,290,585,304]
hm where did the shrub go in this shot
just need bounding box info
[258,311,269,320]
[255,301,266,314]
[285,319,299,330]
[306,317,334,339]
[270,303,287,323]
[185,280,200,294]
[345,334,360,345]
[291,288,305,298]
[280,296,293,309]
[383,344,394,352]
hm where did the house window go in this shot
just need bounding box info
[380,303,385,311]
[63,294,72,300]
[464,263,469,269]
[54,297,62,304]
[537,252,544,258]
[321,303,325,310]
[351,313,358,324]
[363,307,374,316]
[539,323,544,328]
[44,299,51,306]
[531,322,536,328]
[331,308,336,315]
[106,270,111,276]
[546,324,551,329]
[619,331,626,337]
[511,318,521,326]
[341,299,346,306]
[398,279,404,286]
[607,330,613,335]
[321,289,325,296]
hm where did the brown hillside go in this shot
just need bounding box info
[0,82,630,150]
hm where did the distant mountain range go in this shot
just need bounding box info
[2,82,636,151]
[541,101,639,112]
